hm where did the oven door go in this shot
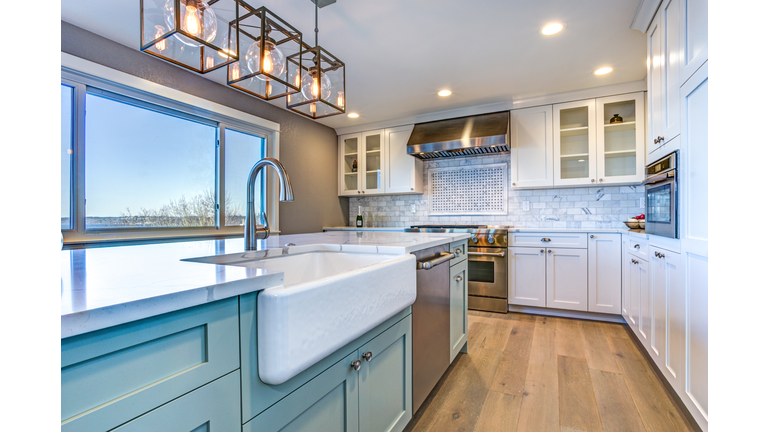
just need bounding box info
[467,247,507,298]
[645,176,677,238]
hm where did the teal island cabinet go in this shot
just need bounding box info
[61,294,413,432]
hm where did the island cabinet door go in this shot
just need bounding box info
[546,248,588,311]
[449,259,468,362]
[112,371,240,432]
[508,246,546,307]
[243,351,360,432]
[358,315,413,432]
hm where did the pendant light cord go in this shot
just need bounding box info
[314,0,319,47]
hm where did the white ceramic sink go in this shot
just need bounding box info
[188,250,417,385]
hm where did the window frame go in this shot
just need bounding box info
[61,54,281,247]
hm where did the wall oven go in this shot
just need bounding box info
[643,151,678,238]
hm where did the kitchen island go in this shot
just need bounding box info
[61,231,469,432]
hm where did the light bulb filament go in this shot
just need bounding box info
[185,4,202,36]
[154,26,167,52]
[263,50,273,74]
[312,78,319,98]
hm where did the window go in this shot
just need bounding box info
[61,67,276,245]
[61,84,73,229]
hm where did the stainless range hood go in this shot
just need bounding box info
[406,111,510,159]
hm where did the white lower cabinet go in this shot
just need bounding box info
[587,234,622,314]
[628,254,650,348]
[649,247,684,392]
[508,246,546,307]
[546,248,588,311]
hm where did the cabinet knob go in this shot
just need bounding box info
[351,359,362,371]
[541,238,551,242]
[362,191,365,194]
[455,248,462,255]
[548,250,553,254]
[590,235,595,239]
[411,188,414,191]
[634,244,640,249]
[362,351,373,362]
[599,178,603,182]
[540,249,545,253]
[591,179,596,183]
[512,182,516,186]
[455,275,463,282]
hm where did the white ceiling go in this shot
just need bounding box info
[61,0,647,131]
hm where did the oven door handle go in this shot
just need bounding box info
[467,251,506,258]
[642,171,675,185]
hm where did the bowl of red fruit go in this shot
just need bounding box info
[624,214,645,230]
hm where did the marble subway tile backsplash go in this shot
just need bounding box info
[349,155,646,229]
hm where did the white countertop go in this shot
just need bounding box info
[324,226,650,238]
[61,231,469,338]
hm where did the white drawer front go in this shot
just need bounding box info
[511,232,588,249]
[626,238,649,259]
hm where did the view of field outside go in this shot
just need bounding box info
[61,84,72,229]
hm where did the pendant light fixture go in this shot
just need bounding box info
[140,0,241,73]
[286,0,346,119]
[227,4,303,100]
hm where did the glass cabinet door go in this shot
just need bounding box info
[362,130,385,193]
[554,99,596,186]
[341,134,360,194]
[596,92,645,184]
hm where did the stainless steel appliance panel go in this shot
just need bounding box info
[467,246,507,298]
[411,245,451,413]
[643,151,678,239]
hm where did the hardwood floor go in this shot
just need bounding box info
[404,311,695,432]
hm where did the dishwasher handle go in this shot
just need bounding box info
[416,251,458,270]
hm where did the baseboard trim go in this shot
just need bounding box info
[507,305,626,323]
[623,325,704,432]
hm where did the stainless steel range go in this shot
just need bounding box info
[406,225,509,313]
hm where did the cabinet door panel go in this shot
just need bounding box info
[449,260,468,362]
[113,371,240,432]
[508,247,546,307]
[587,234,622,314]
[635,259,651,349]
[386,125,422,194]
[554,99,597,186]
[651,248,684,392]
[359,316,412,432]
[340,134,361,196]
[362,130,386,194]
[546,248,588,311]
[622,237,632,324]
[661,0,681,139]
[510,106,554,188]
[596,93,645,185]
[680,0,708,83]
[244,351,360,432]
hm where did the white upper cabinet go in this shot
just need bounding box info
[596,92,646,185]
[647,0,681,162]
[680,0,708,84]
[510,105,554,188]
[338,126,423,197]
[385,125,423,195]
[553,99,598,187]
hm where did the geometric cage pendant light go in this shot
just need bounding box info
[227,4,304,101]
[286,0,346,119]
[140,0,242,74]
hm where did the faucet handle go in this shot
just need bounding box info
[255,211,270,240]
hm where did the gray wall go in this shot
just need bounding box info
[61,21,348,235]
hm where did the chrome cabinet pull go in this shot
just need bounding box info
[362,352,373,362]
[351,359,362,371]
[541,238,551,242]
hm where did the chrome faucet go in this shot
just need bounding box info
[245,157,294,250]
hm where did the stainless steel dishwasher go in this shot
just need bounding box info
[411,244,455,413]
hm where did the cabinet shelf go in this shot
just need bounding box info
[560,126,589,137]
[604,122,637,132]
[604,149,637,157]
[561,153,589,159]
[345,172,358,175]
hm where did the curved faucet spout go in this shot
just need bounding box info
[245,157,294,250]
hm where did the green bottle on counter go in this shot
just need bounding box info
[356,206,363,228]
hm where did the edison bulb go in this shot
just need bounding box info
[154,25,167,52]
[165,0,217,48]
[245,39,285,80]
[301,70,331,100]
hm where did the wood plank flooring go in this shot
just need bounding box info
[404,311,695,432]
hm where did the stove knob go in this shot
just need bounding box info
[487,236,495,244]
[471,236,479,244]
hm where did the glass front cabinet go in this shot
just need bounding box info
[553,92,645,186]
[339,130,386,196]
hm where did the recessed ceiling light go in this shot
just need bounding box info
[541,23,564,35]
[438,90,452,97]
[594,67,613,75]
[347,113,359,118]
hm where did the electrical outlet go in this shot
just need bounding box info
[411,204,416,213]
[523,201,530,211]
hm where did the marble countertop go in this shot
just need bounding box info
[323,226,649,238]
[61,231,470,339]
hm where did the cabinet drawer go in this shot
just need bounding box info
[113,371,241,432]
[61,297,239,432]
[450,239,468,266]
[626,238,649,259]
[511,232,588,249]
